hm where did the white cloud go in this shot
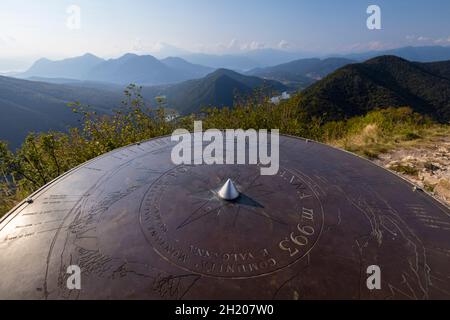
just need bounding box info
[131,38,146,53]
[240,41,266,51]
[433,36,450,44]
[148,42,166,52]
[130,40,189,58]
[417,36,430,42]
[367,41,386,50]
[405,35,450,45]
[344,41,393,52]
[0,34,16,47]
[132,39,166,53]
[278,40,290,49]
[227,38,240,50]
[191,39,268,54]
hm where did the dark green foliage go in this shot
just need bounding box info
[389,164,419,176]
[0,84,176,217]
[0,75,125,149]
[0,84,445,218]
[247,58,355,89]
[299,56,450,123]
[141,69,287,115]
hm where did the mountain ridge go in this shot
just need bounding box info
[141,68,287,114]
[246,57,355,88]
[0,75,125,149]
[21,53,104,79]
[299,55,450,122]
[340,46,450,63]
[20,54,215,86]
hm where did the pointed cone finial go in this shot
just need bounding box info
[217,179,240,201]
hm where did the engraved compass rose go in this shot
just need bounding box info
[139,164,324,279]
[2,134,450,299]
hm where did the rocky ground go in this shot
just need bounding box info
[373,134,450,208]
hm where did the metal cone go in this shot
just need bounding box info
[217,178,240,201]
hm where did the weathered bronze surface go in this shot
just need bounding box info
[0,135,449,299]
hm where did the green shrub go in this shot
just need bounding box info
[0,87,447,218]
[389,164,419,176]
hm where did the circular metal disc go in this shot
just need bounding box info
[0,135,449,300]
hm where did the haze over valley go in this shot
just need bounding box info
[2,45,450,149]
[2,0,450,151]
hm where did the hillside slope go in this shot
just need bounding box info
[0,76,124,149]
[20,53,104,79]
[299,56,450,122]
[142,69,287,114]
[20,54,214,86]
[344,46,450,62]
[247,57,355,88]
[86,53,178,85]
[160,57,213,79]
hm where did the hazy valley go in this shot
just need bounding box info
[2,46,450,149]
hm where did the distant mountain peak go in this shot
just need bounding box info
[21,54,104,79]
[209,68,239,77]
[141,68,286,115]
[162,56,185,62]
[342,45,450,63]
[34,58,51,65]
[205,68,246,82]
[81,53,100,59]
[85,53,213,86]
[365,55,409,64]
[118,53,139,60]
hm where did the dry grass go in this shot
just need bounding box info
[330,123,450,160]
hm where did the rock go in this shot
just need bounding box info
[374,134,450,208]
[424,162,441,172]
[435,179,450,201]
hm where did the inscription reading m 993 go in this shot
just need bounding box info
[139,164,324,278]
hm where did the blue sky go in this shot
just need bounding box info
[0,0,449,69]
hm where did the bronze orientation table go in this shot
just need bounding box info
[1,135,449,299]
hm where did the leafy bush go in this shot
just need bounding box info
[0,86,447,218]
[0,84,177,217]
